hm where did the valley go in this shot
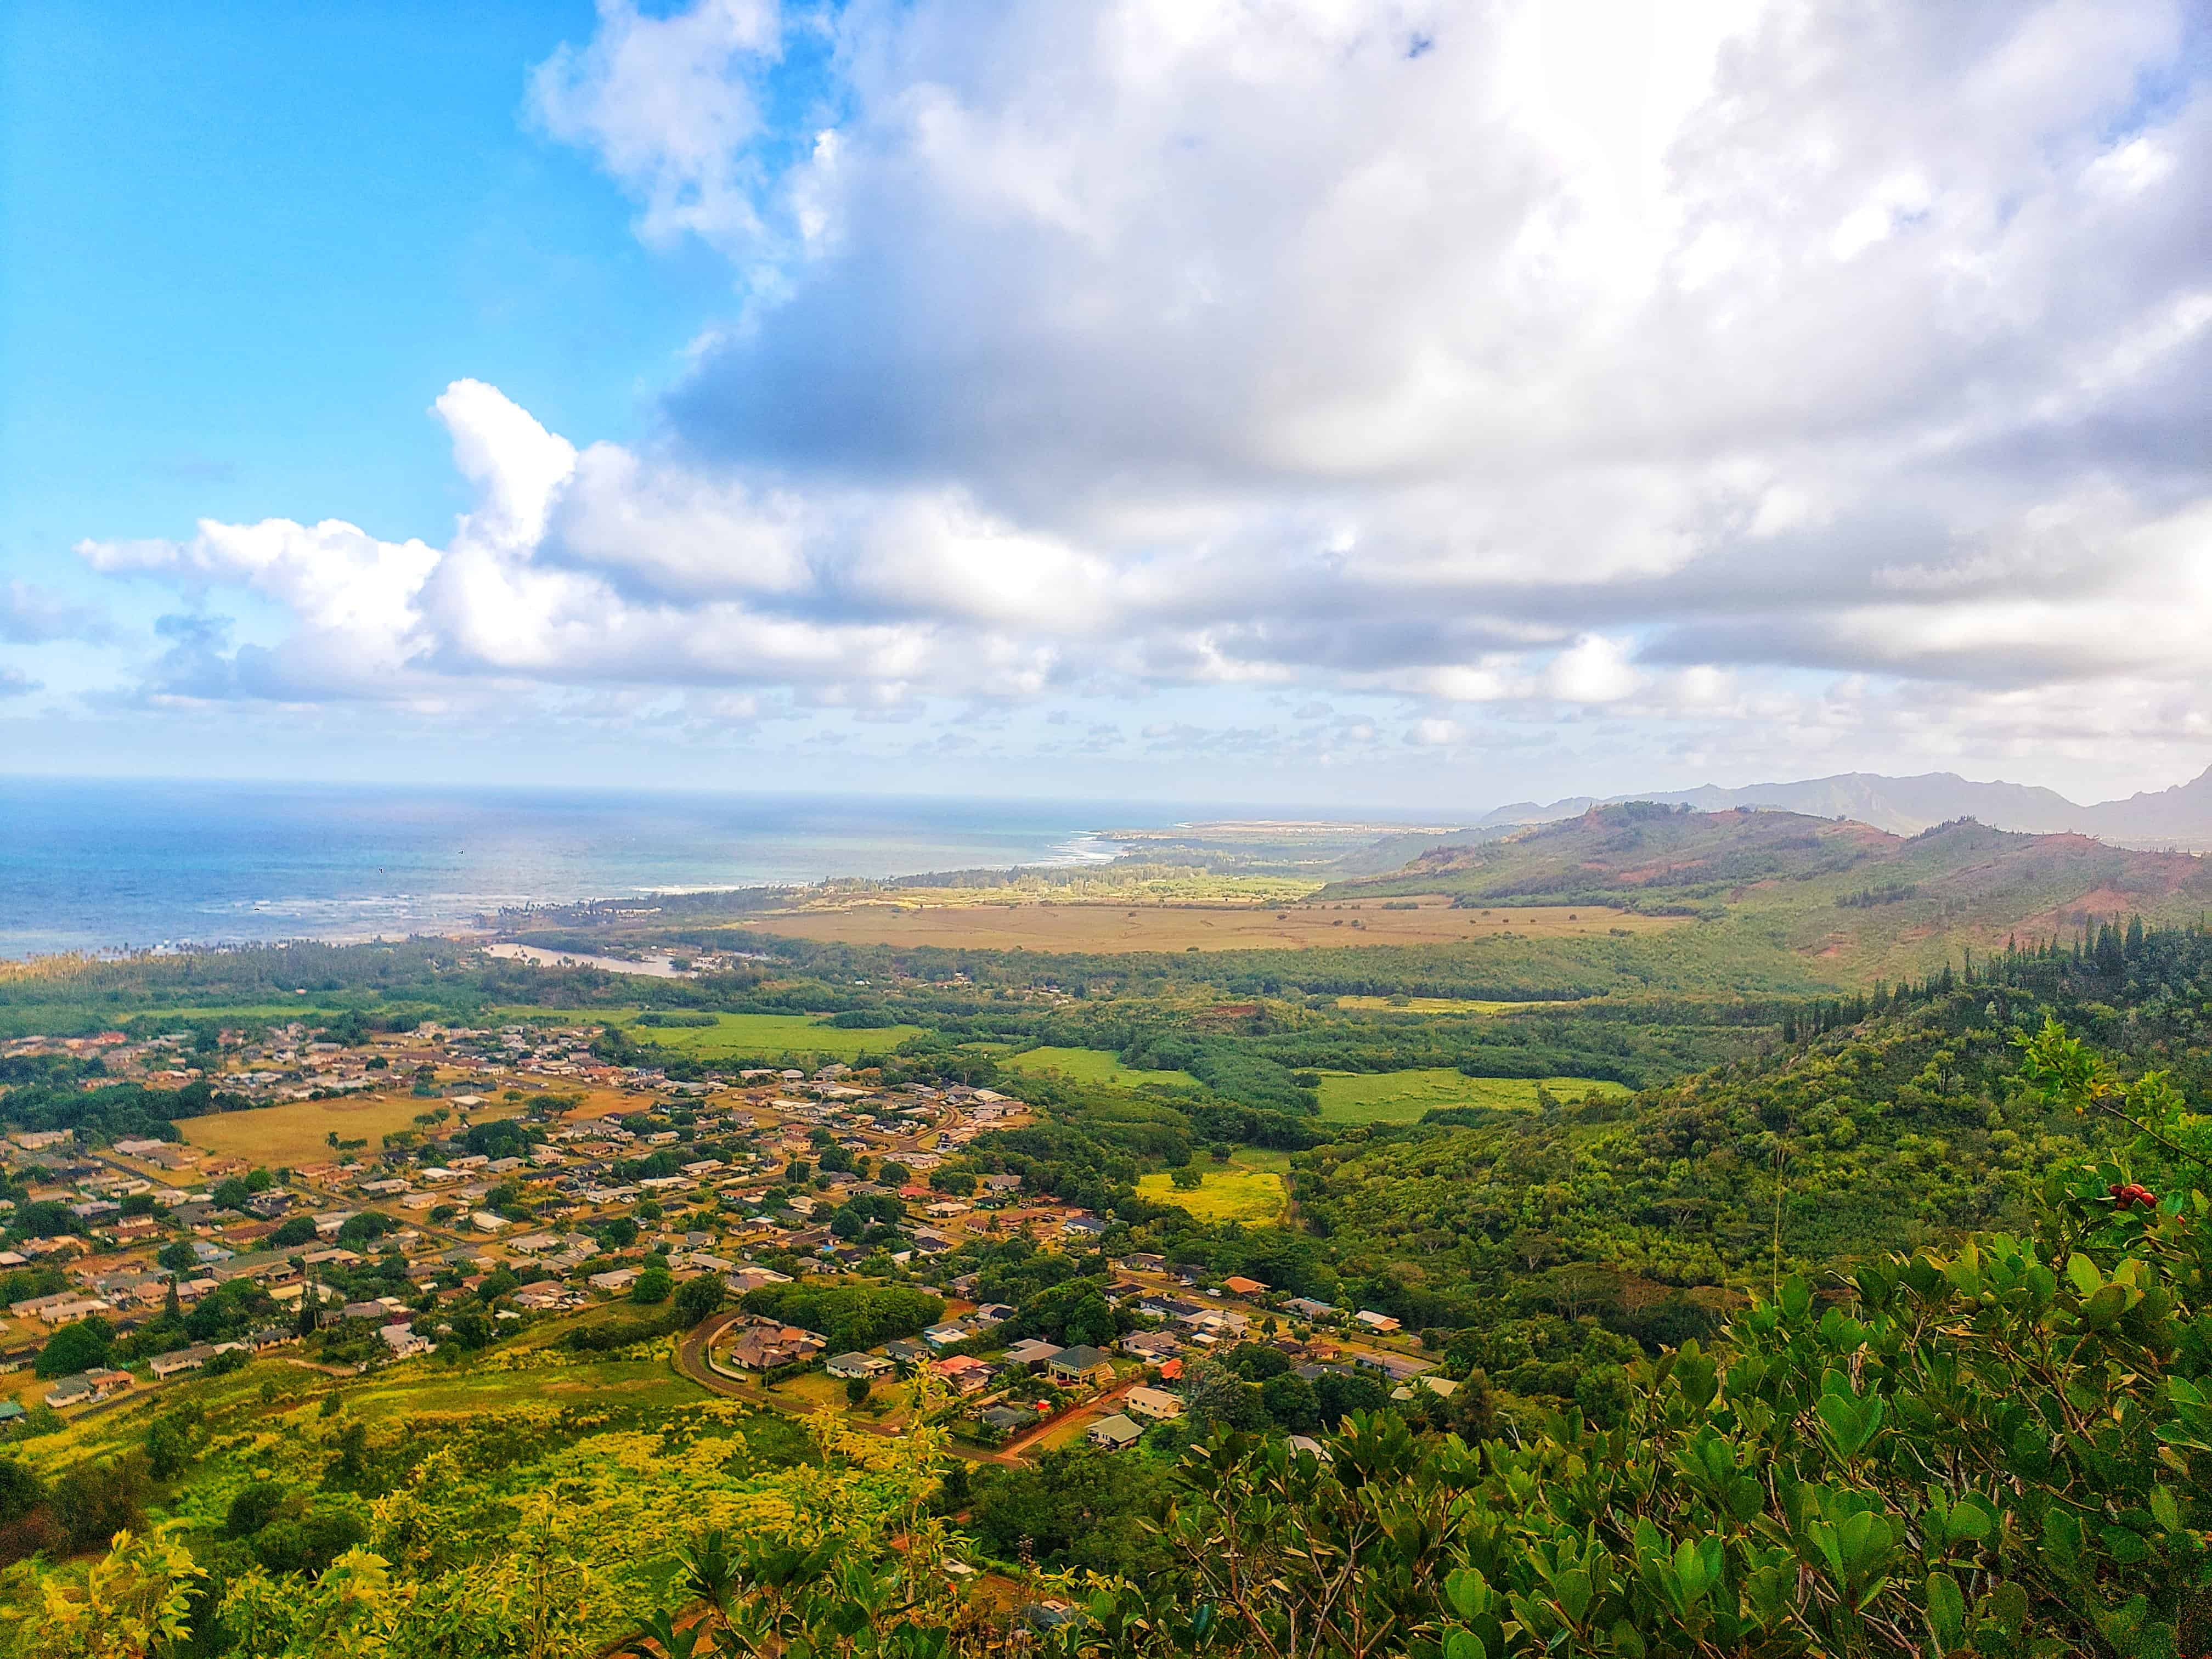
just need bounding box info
[3,802,2208,1653]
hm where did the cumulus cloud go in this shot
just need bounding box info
[0,667,41,698]
[65,0,2212,789]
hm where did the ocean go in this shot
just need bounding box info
[0,779,1193,960]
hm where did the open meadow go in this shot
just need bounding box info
[1314,1069,1633,1126]
[179,1091,525,1167]
[724,899,1680,953]
[996,1046,1199,1088]
[586,1009,928,1060]
[1333,995,1571,1014]
[1133,1166,1288,1223]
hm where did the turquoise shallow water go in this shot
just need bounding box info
[0,779,1188,958]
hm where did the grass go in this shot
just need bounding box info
[340,1353,707,1421]
[721,900,1680,954]
[1334,995,1572,1014]
[1314,1069,1633,1125]
[484,1008,929,1061]
[997,1046,1199,1088]
[1135,1167,1288,1223]
[179,1092,523,1169]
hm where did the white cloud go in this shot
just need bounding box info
[61,0,2212,798]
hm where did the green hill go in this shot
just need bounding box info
[1322,802,2212,985]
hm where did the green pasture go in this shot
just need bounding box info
[1334,995,1570,1015]
[1135,1167,1288,1223]
[1314,1069,1632,1125]
[507,1008,926,1060]
[996,1045,1199,1088]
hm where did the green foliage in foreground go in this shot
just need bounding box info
[11,1020,2212,1657]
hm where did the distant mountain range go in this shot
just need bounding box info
[1476,765,2212,848]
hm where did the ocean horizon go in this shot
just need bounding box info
[0,778,1228,961]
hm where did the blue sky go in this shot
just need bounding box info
[3,1,2209,809]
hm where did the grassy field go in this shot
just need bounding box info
[724,900,1680,953]
[1135,1166,1288,1223]
[178,1091,523,1168]
[1314,1069,1633,1125]
[1334,995,1572,1014]
[586,1010,926,1060]
[340,1352,707,1421]
[997,1046,1199,1088]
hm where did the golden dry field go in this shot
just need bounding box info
[179,1092,524,1168]
[725,898,1680,953]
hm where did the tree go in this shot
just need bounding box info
[1063,1292,1116,1349]
[1259,1369,1319,1432]
[156,1240,196,1274]
[630,1266,674,1305]
[596,1215,639,1251]
[674,1273,725,1327]
[845,1375,872,1408]
[35,1316,112,1379]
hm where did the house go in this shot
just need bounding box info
[1283,1297,1338,1322]
[930,1354,993,1396]
[1354,1351,1434,1383]
[1047,1345,1114,1387]
[978,1404,1029,1435]
[1120,1330,1182,1361]
[512,1282,584,1312]
[723,1323,827,1372]
[826,1352,894,1381]
[380,1323,433,1359]
[1003,1337,1063,1369]
[1393,1375,1460,1403]
[470,1212,508,1234]
[1354,1310,1402,1334]
[150,1342,218,1379]
[884,1338,932,1365]
[922,1322,970,1349]
[1060,1215,1108,1239]
[1086,1413,1142,1451]
[724,1266,792,1295]
[1222,1276,1268,1297]
[1116,1252,1167,1274]
[589,1268,643,1293]
[1124,1385,1184,1422]
[44,1368,132,1408]
[971,1302,1015,1325]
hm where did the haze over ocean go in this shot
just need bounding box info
[0,780,1222,960]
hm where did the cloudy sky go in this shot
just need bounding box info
[3,0,2209,809]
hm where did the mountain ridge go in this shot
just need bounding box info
[1476,764,2212,846]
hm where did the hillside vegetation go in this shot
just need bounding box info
[1325,803,2212,983]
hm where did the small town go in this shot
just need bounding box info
[0,1018,1448,1464]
